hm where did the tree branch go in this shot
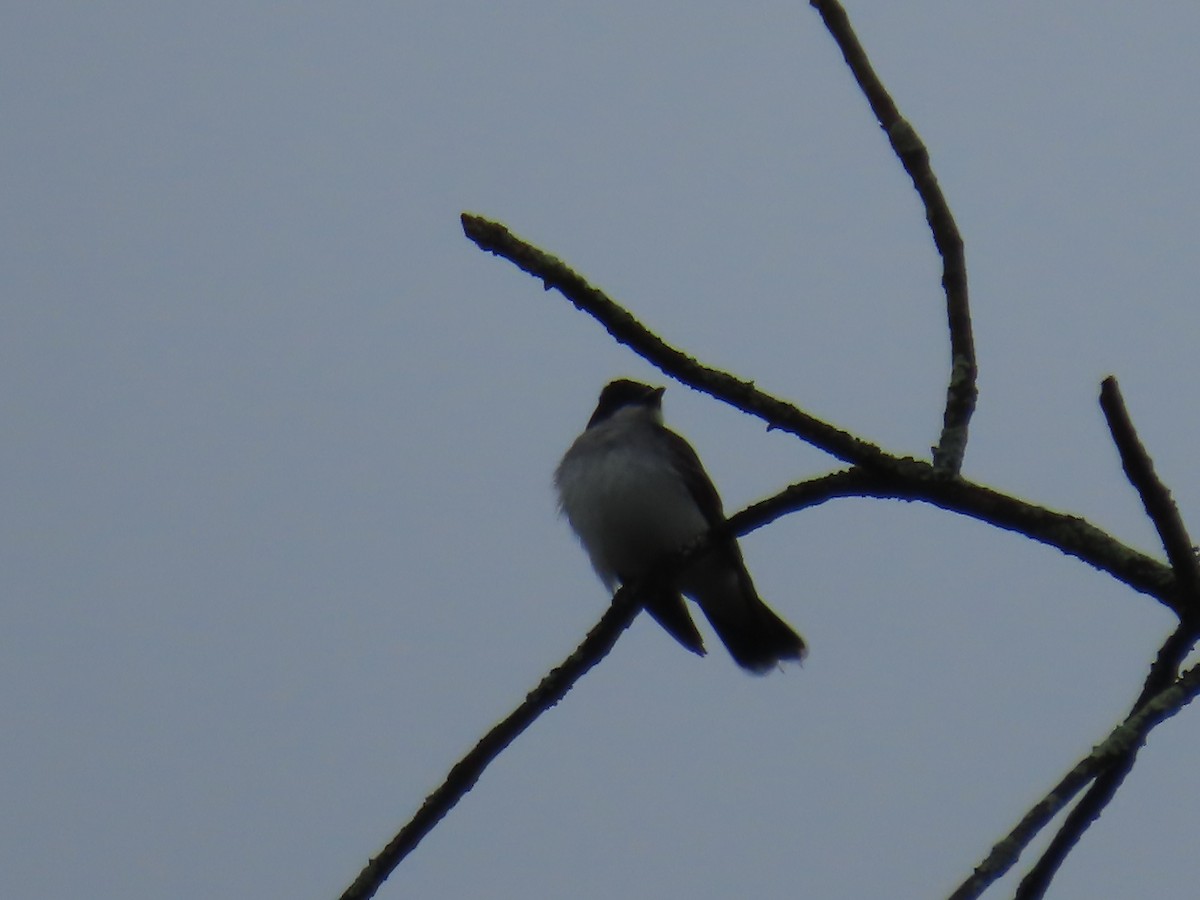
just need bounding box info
[1099,375,1200,604]
[1009,374,1200,898]
[461,214,1180,613]
[455,20,1200,900]
[336,473,867,900]
[337,585,643,900]
[1010,620,1198,900]
[458,212,1197,899]
[813,474,1175,606]
[461,213,891,471]
[808,0,976,475]
[947,657,1200,900]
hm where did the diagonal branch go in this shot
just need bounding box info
[336,473,861,900]
[947,657,1200,900]
[461,213,891,471]
[337,584,643,900]
[461,214,1179,613]
[1099,375,1200,605]
[1012,623,1199,900]
[1008,380,1200,897]
[808,0,976,475]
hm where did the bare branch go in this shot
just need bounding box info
[461,213,1179,613]
[461,213,891,471]
[1010,375,1200,896]
[761,472,1177,609]
[1012,618,1200,896]
[372,234,1195,900]
[463,42,1200,897]
[338,586,643,900]
[947,658,1200,900]
[808,0,976,475]
[1100,375,1200,605]
[1012,751,1135,900]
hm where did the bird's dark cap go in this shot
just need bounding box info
[587,379,665,427]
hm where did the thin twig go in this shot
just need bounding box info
[947,659,1200,900]
[461,214,1179,612]
[337,585,643,900]
[1099,375,1200,605]
[808,0,976,475]
[1013,753,1136,900]
[461,213,891,471]
[1011,380,1200,897]
[1013,624,1200,896]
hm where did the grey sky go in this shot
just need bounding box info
[4,3,1199,898]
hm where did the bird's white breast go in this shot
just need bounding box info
[555,409,708,586]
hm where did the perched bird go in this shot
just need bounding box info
[555,379,806,673]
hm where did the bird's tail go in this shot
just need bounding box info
[704,598,806,674]
[682,548,806,674]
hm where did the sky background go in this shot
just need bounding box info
[4,3,1200,898]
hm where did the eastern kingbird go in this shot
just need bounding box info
[555,379,806,673]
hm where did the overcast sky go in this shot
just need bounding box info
[4,3,1200,898]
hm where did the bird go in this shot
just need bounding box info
[555,378,806,673]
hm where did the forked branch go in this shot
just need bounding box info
[948,657,1200,900]
[346,6,1194,900]
[460,213,1177,613]
[1007,381,1200,897]
[810,0,976,474]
